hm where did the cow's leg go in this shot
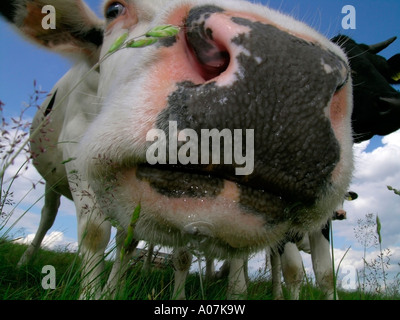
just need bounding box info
[265,247,272,272]
[227,258,247,299]
[215,259,230,280]
[309,224,335,300]
[70,179,111,300]
[103,228,138,298]
[205,257,215,281]
[172,247,192,300]
[17,184,60,267]
[281,242,304,300]
[270,251,284,300]
[142,243,155,273]
[77,207,111,299]
[243,255,249,284]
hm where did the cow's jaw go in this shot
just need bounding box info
[79,1,354,256]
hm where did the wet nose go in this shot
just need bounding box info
[157,5,350,203]
[334,209,347,220]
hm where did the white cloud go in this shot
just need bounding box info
[383,131,400,148]
[15,231,78,252]
[2,207,41,235]
[334,246,400,292]
[352,133,400,183]
[1,130,76,238]
[330,129,400,290]
[335,130,400,248]
[1,129,46,213]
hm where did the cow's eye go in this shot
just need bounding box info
[105,2,126,20]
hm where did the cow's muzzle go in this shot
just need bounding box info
[148,5,350,208]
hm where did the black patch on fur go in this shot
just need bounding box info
[322,221,331,242]
[0,1,18,23]
[186,5,224,24]
[45,89,58,116]
[277,233,305,255]
[159,36,177,48]
[72,27,104,47]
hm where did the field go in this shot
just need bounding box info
[0,240,398,301]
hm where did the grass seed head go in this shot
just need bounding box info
[145,25,180,38]
[126,38,158,48]
[108,32,129,53]
[120,203,141,261]
[376,215,382,244]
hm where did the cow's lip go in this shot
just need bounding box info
[137,163,241,184]
[127,162,317,251]
[136,163,232,198]
[131,163,285,249]
[134,163,304,214]
[136,162,246,192]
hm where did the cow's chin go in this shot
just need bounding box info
[96,164,333,257]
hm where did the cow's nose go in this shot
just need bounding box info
[334,209,347,220]
[157,5,350,203]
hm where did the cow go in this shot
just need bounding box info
[332,35,400,143]
[270,191,358,300]
[1,0,354,299]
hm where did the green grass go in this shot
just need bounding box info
[0,240,81,299]
[0,240,233,300]
[0,240,398,300]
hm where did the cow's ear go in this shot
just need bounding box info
[388,54,400,84]
[0,0,103,63]
[345,191,358,201]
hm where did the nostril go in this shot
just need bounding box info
[184,26,230,82]
[188,44,230,81]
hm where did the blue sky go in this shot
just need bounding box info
[1,1,400,289]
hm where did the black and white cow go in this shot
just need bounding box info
[270,191,358,300]
[1,0,355,298]
[332,35,400,143]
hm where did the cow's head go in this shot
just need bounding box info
[2,0,354,256]
[332,35,400,143]
[333,191,358,220]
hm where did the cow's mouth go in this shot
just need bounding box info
[135,163,307,224]
[136,164,225,199]
[115,162,307,252]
